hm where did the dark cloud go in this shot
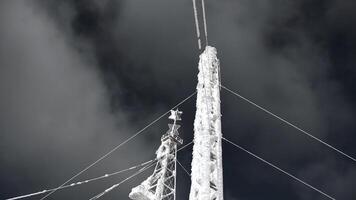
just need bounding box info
[1,0,356,199]
[0,1,161,199]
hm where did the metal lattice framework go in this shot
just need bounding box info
[189,46,224,200]
[129,110,183,200]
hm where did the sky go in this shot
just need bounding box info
[0,0,355,199]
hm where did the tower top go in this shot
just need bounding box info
[164,109,183,145]
[168,109,183,121]
[202,45,217,55]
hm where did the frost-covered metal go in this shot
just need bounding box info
[189,46,223,200]
[129,110,183,200]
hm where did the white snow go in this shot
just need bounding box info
[129,110,182,200]
[189,46,223,200]
[129,140,172,200]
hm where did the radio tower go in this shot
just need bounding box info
[189,46,223,200]
[129,109,183,200]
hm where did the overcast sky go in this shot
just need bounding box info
[1,0,356,199]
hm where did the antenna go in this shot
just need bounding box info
[129,110,183,200]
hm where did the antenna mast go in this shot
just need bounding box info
[129,110,183,200]
[189,46,224,200]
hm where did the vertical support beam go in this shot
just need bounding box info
[173,147,177,200]
[189,46,223,200]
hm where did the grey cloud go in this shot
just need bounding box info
[0,1,159,199]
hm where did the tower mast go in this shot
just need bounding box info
[189,46,223,200]
[129,110,183,200]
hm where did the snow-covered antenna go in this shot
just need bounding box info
[129,109,183,200]
[189,46,224,200]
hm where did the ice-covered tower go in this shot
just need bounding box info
[129,110,183,200]
[189,46,223,200]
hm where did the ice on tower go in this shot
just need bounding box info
[129,110,183,200]
[189,46,224,200]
